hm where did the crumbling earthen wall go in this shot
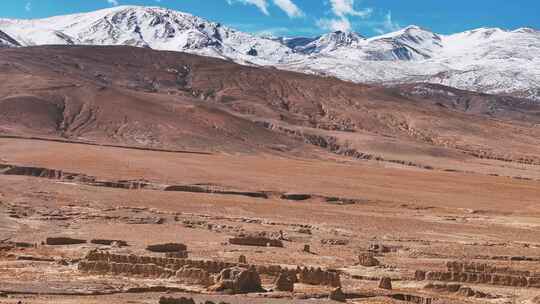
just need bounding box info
[297,267,341,287]
[78,260,175,278]
[175,266,214,286]
[229,234,283,247]
[446,261,535,276]
[390,294,432,304]
[424,283,498,299]
[85,251,237,274]
[358,253,380,267]
[79,260,213,286]
[415,261,540,288]
[82,251,340,287]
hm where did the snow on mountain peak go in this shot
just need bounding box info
[365,25,442,60]
[0,6,538,101]
[292,31,365,54]
[0,5,298,65]
[512,27,538,34]
[320,31,365,44]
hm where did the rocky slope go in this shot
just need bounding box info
[2,45,540,166]
[0,6,538,101]
[0,30,19,47]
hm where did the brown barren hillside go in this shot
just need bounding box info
[2,46,540,164]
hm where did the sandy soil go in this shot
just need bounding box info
[1,138,539,304]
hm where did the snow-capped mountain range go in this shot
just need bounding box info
[1,6,539,100]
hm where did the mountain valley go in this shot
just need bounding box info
[1,5,540,304]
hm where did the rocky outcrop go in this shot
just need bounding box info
[379,277,392,290]
[89,180,151,190]
[274,272,295,292]
[146,243,187,253]
[0,162,365,206]
[229,233,283,248]
[298,267,341,287]
[280,193,312,201]
[164,185,268,199]
[358,253,380,267]
[46,237,87,245]
[0,164,154,190]
[16,255,55,262]
[209,266,264,294]
[2,165,93,182]
[90,239,128,247]
[0,241,34,251]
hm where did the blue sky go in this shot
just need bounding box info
[3,0,540,37]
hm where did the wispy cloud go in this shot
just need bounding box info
[318,0,372,32]
[226,0,401,36]
[374,11,402,34]
[227,0,304,18]
[226,0,270,15]
[317,18,351,32]
[25,1,32,12]
[107,0,120,6]
[330,0,372,18]
[272,0,304,18]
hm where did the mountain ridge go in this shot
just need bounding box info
[0,5,538,101]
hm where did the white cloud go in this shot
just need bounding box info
[226,0,270,15]
[375,11,401,34]
[317,18,352,32]
[25,1,32,12]
[227,0,303,18]
[272,0,304,18]
[330,0,372,18]
[318,0,372,32]
[107,0,120,6]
